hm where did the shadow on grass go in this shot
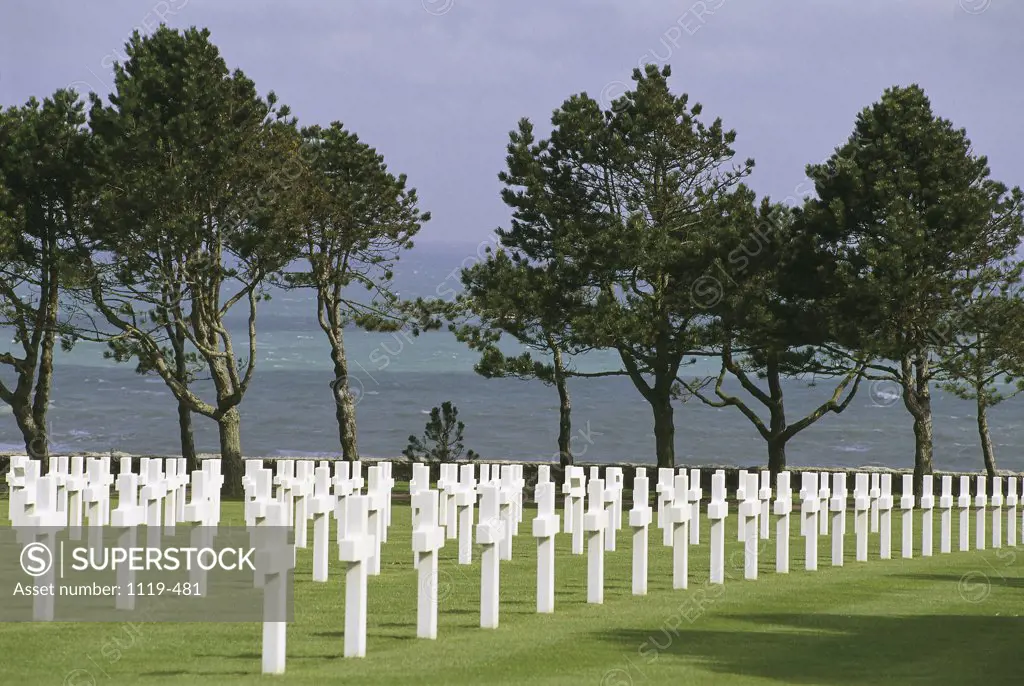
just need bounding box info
[141,670,252,677]
[596,614,1021,684]
[889,573,1024,591]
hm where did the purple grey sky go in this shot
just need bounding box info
[1,0,1021,244]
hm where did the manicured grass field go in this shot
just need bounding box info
[0,498,1021,685]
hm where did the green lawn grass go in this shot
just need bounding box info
[0,499,1021,685]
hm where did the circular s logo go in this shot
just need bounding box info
[21,542,53,577]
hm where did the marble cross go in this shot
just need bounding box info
[338,494,372,658]
[958,475,971,552]
[939,475,954,554]
[669,471,691,589]
[800,471,819,571]
[583,476,608,603]
[853,473,870,562]
[254,500,295,675]
[629,468,652,595]
[773,471,792,573]
[476,484,504,629]
[412,489,445,639]
[708,470,729,584]
[532,479,559,613]
[991,476,1003,550]
[456,464,477,565]
[974,475,988,551]
[739,471,760,580]
[830,473,847,567]
[900,474,915,559]
[688,468,702,545]
[310,463,336,582]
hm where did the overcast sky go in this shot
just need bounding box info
[2,0,1022,245]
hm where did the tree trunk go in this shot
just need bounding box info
[172,324,198,473]
[651,392,675,469]
[902,356,934,498]
[217,407,244,498]
[14,407,48,462]
[766,352,787,478]
[552,346,573,467]
[767,439,786,479]
[977,395,997,479]
[330,331,359,462]
[178,399,199,474]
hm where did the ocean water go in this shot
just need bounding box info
[1,242,1022,473]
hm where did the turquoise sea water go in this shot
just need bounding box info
[2,243,1021,472]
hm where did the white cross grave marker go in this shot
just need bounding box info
[456,464,477,565]
[532,477,559,612]
[878,474,893,559]
[974,475,987,551]
[381,461,395,541]
[758,470,771,540]
[24,474,66,621]
[736,469,750,542]
[564,466,586,555]
[818,472,831,537]
[6,456,29,527]
[339,494,372,658]
[410,463,429,569]
[689,468,702,545]
[111,466,145,611]
[310,463,335,582]
[50,455,69,516]
[709,470,728,584]
[656,467,674,547]
[254,500,295,675]
[939,475,954,554]
[604,467,623,552]
[854,473,870,562]
[366,466,385,576]
[830,473,847,567]
[438,464,456,539]
[412,488,445,639]
[583,476,608,603]
[740,471,760,579]
[1006,477,1017,547]
[800,472,819,571]
[476,483,504,629]
[292,460,314,549]
[669,471,690,589]
[958,475,971,552]
[66,456,86,540]
[499,467,515,561]
[920,475,934,556]
[163,457,179,535]
[629,468,652,595]
[900,474,915,559]
[774,471,792,573]
[869,472,881,533]
[991,476,1003,550]
[142,458,166,549]
[274,459,296,528]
